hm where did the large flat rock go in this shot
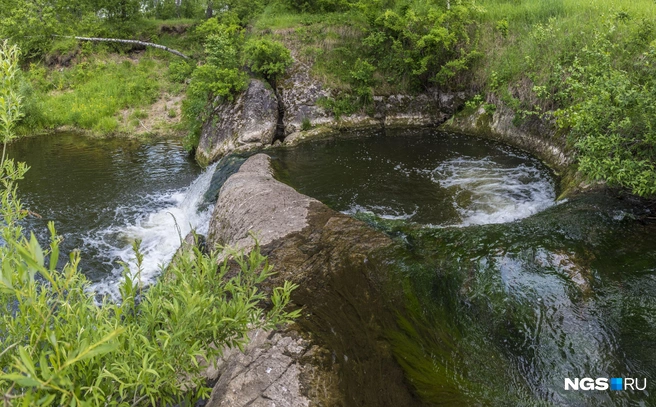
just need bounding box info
[206,154,425,407]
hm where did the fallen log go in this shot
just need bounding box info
[54,35,189,59]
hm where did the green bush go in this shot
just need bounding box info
[168,60,195,83]
[243,38,293,83]
[0,166,299,406]
[554,32,656,196]
[361,0,480,89]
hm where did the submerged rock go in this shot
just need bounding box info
[206,154,424,406]
[196,79,278,166]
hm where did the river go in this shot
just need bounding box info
[9,129,656,406]
[271,128,656,406]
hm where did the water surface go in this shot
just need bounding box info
[272,128,656,406]
[8,133,211,297]
[272,128,557,226]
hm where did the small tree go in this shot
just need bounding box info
[0,40,23,166]
[243,38,293,86]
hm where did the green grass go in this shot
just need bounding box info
[474,0,656,94]
[253,7,372,94]
[23,58,161,134]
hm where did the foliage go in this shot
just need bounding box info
[0,41,23,163]
[285,0,352,14]
[20,58,162,134]
[142,0,206,20]
[181,18,250,151]
[553,32,656,196]
[243,38,293,83]
[0,206,299,405]
[360,0,481,89]
[301,117,312,131]
[168,59,195,83]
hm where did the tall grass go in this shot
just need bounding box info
[21,57,166,134]
[475,0,656,92]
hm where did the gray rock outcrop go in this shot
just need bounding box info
[276,61,332,135]
[205,329,314,407]
[205,154,424,407]
[196,79,278,166]
[207,153,319,251]
[442,101,571,172]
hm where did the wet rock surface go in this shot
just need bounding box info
[442,102,571,172]
[206,154,424,406]
[197,79,278,165]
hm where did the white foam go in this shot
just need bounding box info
[89,162,219,299]
[433,157,555,226]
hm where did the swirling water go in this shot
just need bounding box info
[272,128,656,406]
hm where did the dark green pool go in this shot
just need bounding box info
[272,128,656,406]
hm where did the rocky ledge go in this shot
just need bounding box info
[196,79,279,167]
[196,60,466,165]
[204,154,424,407]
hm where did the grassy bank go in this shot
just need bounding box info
[16,26,202,137]
[246,0,656,197]
[6,0,656,193]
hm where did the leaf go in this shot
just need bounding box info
[62,329,124,369]
[18,346,37,375]
[0,373,41,387]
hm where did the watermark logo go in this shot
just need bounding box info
[564,377,647,391]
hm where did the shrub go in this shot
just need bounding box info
[554,32,656,196]
[168,60,195,83]
[361,1,480,89]
[243,38,293,83]
[0,165,299,406]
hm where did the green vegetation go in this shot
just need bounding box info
[243,38,293,84]
[3,0,656,194]
[0,219,298,406]
[3,0,656,405]
[23,58,160,134]
[0,36,299,407]
[470,0,656,196]
[0,41,23,163]
[180,15,294,150]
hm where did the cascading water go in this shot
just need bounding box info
[89,161,219,299]
[8,133,220,299]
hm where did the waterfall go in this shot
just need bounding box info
[90,161,219,299]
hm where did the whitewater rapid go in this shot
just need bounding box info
[432,157,556,226]
[89,161,218,299]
